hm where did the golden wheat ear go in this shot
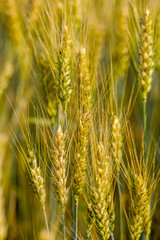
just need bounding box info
[57,26,73,115]
[50,125,68,240]
[111,114,123,173]
[89,142,114,240]
[128,173,151,240]
[138,9,154,101]
[27,149,49,233]
[51,125,68,208]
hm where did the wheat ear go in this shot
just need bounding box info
[111,114,123,239]
[138,9,154,102]
[27,150,49,234]
[51,126,68,240]
[90,142,114,240]
[72,46,92,239]
[129,174,151,240]
[57,25,72,115]
[138,10,154,168]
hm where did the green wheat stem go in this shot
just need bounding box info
[117,172,123,240]
[142,100,147,240]
[86,228,91,240]
[111,232,115,240]
[142,99,147,240]
[143,99,147,166]
[62,208,66,240]
[142,233,145,240]
[75,199,79,240]
[43,204,49,235]
[64,114,74,234]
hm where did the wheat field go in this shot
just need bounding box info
[0,0,160,239]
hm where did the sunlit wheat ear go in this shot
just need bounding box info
[51,125,68,208]
[90,142,114,240]
[27,150,46,206]
[38,54,57,124]
[27,149,49,233]
[72,46,92,202]
[86,203,95,239]
[129,174,151,240]
[0,0,22,45]
[138,9,154,101]
[111,114,123,173]
[57,25,73,114]
[72,112,90,202]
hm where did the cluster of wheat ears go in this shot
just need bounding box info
[0,0,160,239]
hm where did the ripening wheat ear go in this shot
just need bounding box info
[57,25,73,115]
[51,125,68,240]
[110,114,123,239]
[138,9,154,101]
[111,114,123,173]
[72,46,92,196]
[72,45,92,239]
[51,125,68,208]
[89,142,114,240]
[128,173,151,240]
[27,149,49,233]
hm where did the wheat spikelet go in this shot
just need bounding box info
[86,203,95,239]
[111,114,123,173]
[129,174,151,240]
[138,9,154,101]
[27,150,46,206]
[51,126,68,208]
[90,142,114,240]
[57,26,72,114]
